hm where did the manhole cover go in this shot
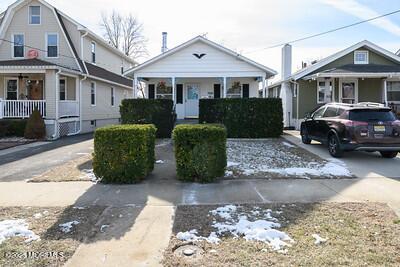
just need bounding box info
[173,244,204,259]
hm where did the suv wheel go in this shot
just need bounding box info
[380,151,398,158]
[301,126,312,144]
[328,134,343,158]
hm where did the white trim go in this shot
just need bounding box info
[316,78,334,104]
[90,81,96,106]
[304,72,400,79]
[4,77,19,100]
[292,40,400,80]
[28,5,41,25]
[59,78,67,101]
[45,32,59,58]
[11,32,24,58]
[339,78,359,104]
[386,80,400,103]
[354,50,369,64]
[126,36,277,76]
[91,41,96,64]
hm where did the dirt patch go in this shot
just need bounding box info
[0,206,106,267]
[28,154,93,182]
[163,203,400,267]
[225,139,354,179]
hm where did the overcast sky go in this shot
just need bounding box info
[1,0,400,82]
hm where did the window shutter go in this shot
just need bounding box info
[242,84,249,98]
[148,84,155,99]
[176,84,183,104]
[214,84,221,99]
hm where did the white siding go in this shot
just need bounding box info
[0,1,79,70]
[45,69,56,119]
[136,41,265,77]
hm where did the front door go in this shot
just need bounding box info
[340,79,358,104]
[27,80,44,100]
[185,84,199,118]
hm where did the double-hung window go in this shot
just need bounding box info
[111,87,115,106]
[47,33,58,58]
[317,78,333,103]
[13,34,24,58]
[90,82,96,106]
[387,81,400,102]
[91,42,96,63]
[29,6,41,25]
[59,79,66,100]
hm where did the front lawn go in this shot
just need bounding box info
[225,139,353,179]
[163,203,400,266]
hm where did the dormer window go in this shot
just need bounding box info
[29,6,41,25]
[354,51,368,64]
[91,42,96,63]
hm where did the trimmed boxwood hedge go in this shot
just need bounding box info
[199,98,283,138]
[0,119,28,137]
[93,124,156,184]
[120,99,175,138]
[173,124,227,182]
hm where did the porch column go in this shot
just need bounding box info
[261,75,266,98]
[172,77,176,104]
[383,79,388,106]
[223,77,227,98]
[133,77,138,98]
[75,78,80,117]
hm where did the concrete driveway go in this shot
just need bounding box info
[283,131,400,179]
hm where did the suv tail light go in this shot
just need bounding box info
[342,120,368,127]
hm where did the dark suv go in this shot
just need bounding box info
[300,102,400,158]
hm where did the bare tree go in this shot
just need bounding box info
[100,10,147,60]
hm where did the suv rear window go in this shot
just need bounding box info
[349,109,396,122]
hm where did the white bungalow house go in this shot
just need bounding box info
[0,0,135,139]
[125,34,277,119]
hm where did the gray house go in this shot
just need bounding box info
[0,0,135,139]
[270,40,400,129]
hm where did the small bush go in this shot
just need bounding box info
[93,124,156,184]
[120,99,175,138]
[0,119,27,137]
[24,109,46,139]
[199,98,283,138]
[173,124,227,182]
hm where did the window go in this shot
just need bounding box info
[227,81,242,98]
[111,87,115,106]
[213,84,221,99]
[6,79,18,100]
[242,84,249,98]
[323,107,338,118]
[387,81,400,102]
[312,106,326,119]
[91,42,96,63]
[46,33,58,57]
[59,79,66,100]
[121,66,124,75]
[148,84,155,99]
[12,34,24,58]
[29,6,40,25]
[90,82,96,106]
[317,79,333,103]
[156,82,172,99]
[176,84,183,103]
[354,51,368,64]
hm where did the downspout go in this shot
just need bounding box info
[52,69,62,139]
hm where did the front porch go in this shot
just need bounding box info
[0,72,80,119]
[134,76,267,119]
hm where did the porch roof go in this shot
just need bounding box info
[303,64,400,79]
[0,58,56,67]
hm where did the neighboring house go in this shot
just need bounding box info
[270,40,400,129]
[125,34,277,119]
[0,0,135,139]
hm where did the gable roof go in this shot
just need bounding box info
[125,36,277,77]
[291,40,400,80]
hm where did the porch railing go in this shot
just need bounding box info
[59,101,79,118]
[0,99,46,119]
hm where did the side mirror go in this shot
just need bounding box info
[305,112,312,119]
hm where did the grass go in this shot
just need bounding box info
[28,154,93,182]
[163,203,400,267]
[0,206,106,266]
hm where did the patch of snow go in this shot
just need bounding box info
[312,234,327,245]
[80,169,98,182]
[33,213,42,219]
[282,142,295,148]
[224,170,233,177]
[227,161,240,167]
[0,219,40,244]
[155,160,164,164]
[176,229,220,244]
[100,225,109,233]
[59,221,80,233]
[210,205,237,220]
[73,206,86,210]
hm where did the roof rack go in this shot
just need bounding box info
[326,102,385,108]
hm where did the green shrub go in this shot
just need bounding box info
[199,98,283,138]
[173,124,227,182]
[0,119,28,137]
[24,109,46,139]
[120,99,175,138]
[93,124,156,184]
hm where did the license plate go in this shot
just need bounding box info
[374,125,385,132]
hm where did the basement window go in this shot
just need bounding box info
[354,51,368,64]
